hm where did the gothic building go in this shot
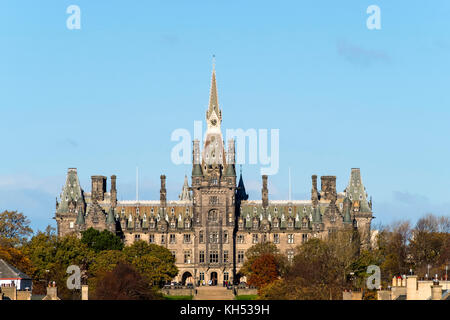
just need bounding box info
[55,64,373,285]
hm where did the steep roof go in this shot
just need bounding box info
[57,168,85,214]
[345,168,371,212]
[0,259,31,280]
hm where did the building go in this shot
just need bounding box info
[55,63,373,285]
[0,258,32,291]
[377,275,450,300]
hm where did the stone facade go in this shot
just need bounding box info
[55,64,373,285]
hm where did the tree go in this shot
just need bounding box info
[94,262,162,300]
[241,242,287,277]
[0,210,33,246]
[123,241,178,286]
[81,228,123,252]
[247,254,280,294]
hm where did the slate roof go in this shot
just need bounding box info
[0,259,31,280]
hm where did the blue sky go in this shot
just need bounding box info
[0,1,449,232]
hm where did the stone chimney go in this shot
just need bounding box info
[160,175,167,207]
[320,176,337,202]
[431,280,442,300]
[311,175,319,206]
[262,175,268,208]
[1,285,17,300]
[81,285,89,300]
[43,282,60,300]
[91,175,107,201]
[110,175,117,207]
[406,275,418,300]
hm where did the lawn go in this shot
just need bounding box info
[234,295,259,300]
[164,295,193,300]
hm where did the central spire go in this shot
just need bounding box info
[206,55,222,128]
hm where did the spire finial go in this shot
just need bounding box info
[212,54,216,71]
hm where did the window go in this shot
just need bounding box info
[199,251,205,263]
[288,220,294,228]
[223,272,229,281]
[171,251,176,261]
[223,250,229,263]
[171,208,174,214]
[170,221,176,229]
[136,207,140,214]
[237,234,245,244]
[69,221,74,229]
[149,234,155,243]
[252,219,259,229]
[184,220,190,229]
[209,196,218,205]
[288,234,294,244]
[287,250,294,263]
[209,251,219,263]
[199,272,205,281]
[273,220,279,228]
[184,251,191,264]
[273,233,280,244]
[262,234,267,243]
[210,231,219,243]
[183,234,191,243]
[238,250,245,263]
[223,231,229,243]
[161,234,165,244]
[302,233,308,243]
[252,233,259,244]
[288,207,292,214]
[169,234,176,244]
[208,210,218,221]
[134,234,141,240]
[199,231,204,243]
[149,221,155,229]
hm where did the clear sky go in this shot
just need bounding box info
[0,0,449,232]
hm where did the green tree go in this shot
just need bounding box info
[81,227,123,252]
[123,240,178,286]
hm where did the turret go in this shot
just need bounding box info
[91,175,106,202]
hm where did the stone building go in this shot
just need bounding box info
[55,63,373,285]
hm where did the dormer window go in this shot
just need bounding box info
[303,207,306,213]
[171,208,174,214]
[274,207,278,213]
[253,207,257,213]
[273,220,279,228]
[184,220,190,229]
[288,207,292,214]
[121,208,125,214]
[151,207,154,214]
[136,207,140,214]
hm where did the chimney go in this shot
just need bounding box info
[262,175,268,208]
[311,175,319,206]
[320,176,337,202]
[91,175,107,201]
[46,282,58,300]
[160,175,167,207]
[431,279,442,300]
[110,175,117,207]
[81,285,89,300]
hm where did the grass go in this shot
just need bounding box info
[164,295,193,300]
[235,295,259,300]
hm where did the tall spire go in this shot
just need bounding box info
[206,56,222,126]
[179,175,192,201]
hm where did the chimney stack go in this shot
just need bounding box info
[320,176,337,202]
[311,175,319,206]
[110,175,117,207]
[160,175,167,207]
[91,175,107,201]
[81,285,89,300]
[262,175,268,208]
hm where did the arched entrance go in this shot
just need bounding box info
[181,272,193,285]
[210,272,218,286]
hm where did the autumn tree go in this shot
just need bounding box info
[0,210,33,246]
[241,242,287,278]
[247,254,280,294]
[94,262,162,300]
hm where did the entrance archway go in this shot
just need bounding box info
[181,272,193,285]
[210,272,218,286]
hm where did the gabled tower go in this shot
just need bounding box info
[55,168,86,237]
[344,168,373,248]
